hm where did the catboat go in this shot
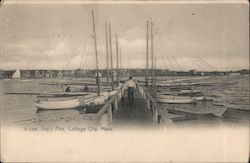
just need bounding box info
[35,11,122,111]
[157,94,196,104]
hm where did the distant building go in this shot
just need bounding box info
[74,69,88,77]
[95,71,102,77]
[57,71,63,78]
[21,70,32,78]
[62,70,74,77]
[189,70,198,76]
[239,69,250,75]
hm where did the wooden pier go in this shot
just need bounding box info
[91,82,173,129]
[112,89,156,129]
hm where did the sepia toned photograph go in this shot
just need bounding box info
[0,0,249,162]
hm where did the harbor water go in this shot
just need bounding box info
[0,75,249,128]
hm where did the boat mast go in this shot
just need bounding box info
[154,57,157,91]
[109,22,114,90]
[119,47,122,80]
[151,20,154,89]
[146,20,149,86]
[115,33,119,86]
[91,10,100,96]
[105,20,110,85]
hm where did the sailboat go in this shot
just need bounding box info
[35,11,119,111]
[11,69,21,79]
[79,16,123,113]
[143,21,197,104]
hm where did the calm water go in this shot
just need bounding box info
[0,75,249,128]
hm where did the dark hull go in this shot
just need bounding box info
[77,104,105,114]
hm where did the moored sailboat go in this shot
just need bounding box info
[34,10,120,111]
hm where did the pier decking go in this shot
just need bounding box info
[91,82,172,128]
[112,89,156,129]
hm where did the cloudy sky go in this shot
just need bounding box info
[0,1,249,71]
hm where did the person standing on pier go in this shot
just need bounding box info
[126,76,136,105]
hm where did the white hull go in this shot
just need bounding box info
[35,98,80,110]
[35,88,119,110]
[194,96,205,101]
[84,95,108,105]
[157,95,196,104]
[158,91,205,101]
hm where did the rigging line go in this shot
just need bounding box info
[81,43,93,70]
[155,40,175,70]
[155,37,176,65]
[194,58,212,71]
[157,34,194,63]
[155,38,182,70]
[158,34,212,70]
[156,36,185,70]
[196,56,215,70]
[192,58,210,70]
[154,42,170,70]
[79,45,91,69]
[63,47,82,69]
[191,58,206,71]
[88,42,98,70]
[31,23,80,70]
[79,41,92,69]
[96,37,106,69]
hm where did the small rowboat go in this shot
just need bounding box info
[35,89,119,110]
[158,91,205,101]
[35,98,80,110]
[157,95,196,104]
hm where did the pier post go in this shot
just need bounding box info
[118,91,121,100]
[114,97,118,112]
[147,99,151,110]
[107,104,112,125]
[158,115,162,124]
[153,107,158,123]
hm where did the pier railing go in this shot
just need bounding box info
[91,81,172,127]
[91,84,126,126]
[136,81,172,126]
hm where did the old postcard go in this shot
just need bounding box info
[0,0,249,162]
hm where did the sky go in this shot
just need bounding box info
[0,1,249,71]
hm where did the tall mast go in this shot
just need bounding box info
[105,20,110,85]
[146,20,149,86]
[115,33,119,86]
[154,57,157,91]
[119,47,122,80]
[151,20,154,89]
[91,10,100,96]
[109,22,114,90]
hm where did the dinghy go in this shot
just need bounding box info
[157,94,196,104]
[158,91,205,101]
[35,98,80,110]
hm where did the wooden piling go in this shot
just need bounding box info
[153,107,158,122]
[147,99,151,110]
[108,104,112,125]
[114,97,118,112]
